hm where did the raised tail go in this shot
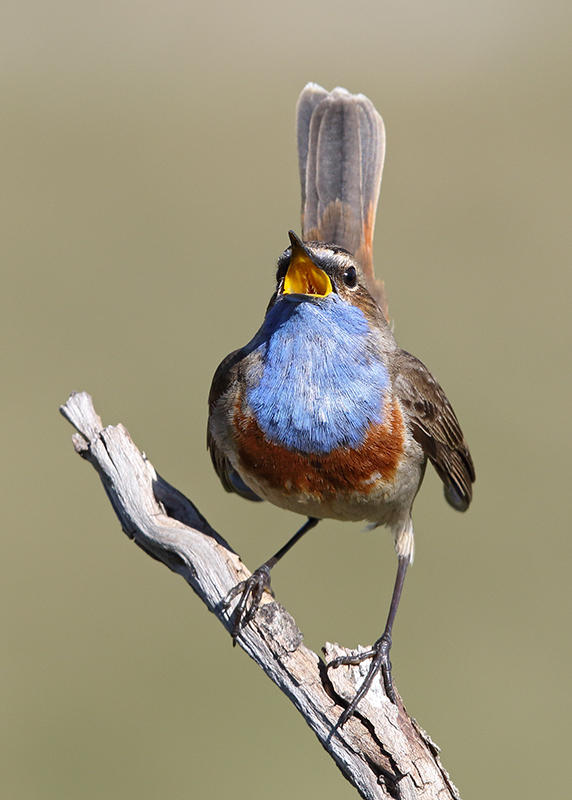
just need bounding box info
[296,83,388,317]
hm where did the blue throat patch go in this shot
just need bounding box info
[246,294,389,454]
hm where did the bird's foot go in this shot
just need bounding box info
[328,633,396,729]
[224,565,273,645]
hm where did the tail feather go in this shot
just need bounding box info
[296,82,329,214]
[296,83,387,317]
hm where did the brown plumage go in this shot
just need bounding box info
[392,349,475,511]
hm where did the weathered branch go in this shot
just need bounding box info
[60,391,461,800]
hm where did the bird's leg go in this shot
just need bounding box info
[225,517,319,644]
[328,555,409,728]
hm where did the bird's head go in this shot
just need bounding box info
[271,231,381,321]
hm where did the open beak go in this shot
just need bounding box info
[282,231,332,298]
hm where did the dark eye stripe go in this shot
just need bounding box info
[276,254,290,282]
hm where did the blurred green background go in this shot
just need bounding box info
[2,1,571,798]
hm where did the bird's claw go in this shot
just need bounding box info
[224,565,273,644]
[328,633,396,730]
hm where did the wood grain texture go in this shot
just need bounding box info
[60,390,461,800]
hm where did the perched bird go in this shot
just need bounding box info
[208,83,474,727]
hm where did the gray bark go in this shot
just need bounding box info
[60,391,461,800]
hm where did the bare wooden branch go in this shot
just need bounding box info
[60,391,461,800]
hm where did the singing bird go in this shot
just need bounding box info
[207,83,474,726]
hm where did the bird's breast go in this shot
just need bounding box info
[226,296,409,516]
[233,395,406,508]
[246,296,390,454]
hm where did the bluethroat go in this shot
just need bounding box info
[208,83,475,727]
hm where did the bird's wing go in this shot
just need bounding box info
[393,349,475,511]
[207,349,263,503]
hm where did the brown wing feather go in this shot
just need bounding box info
[393,350,475,511]
[207,349,262,503]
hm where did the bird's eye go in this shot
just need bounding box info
[342,266,357,288]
